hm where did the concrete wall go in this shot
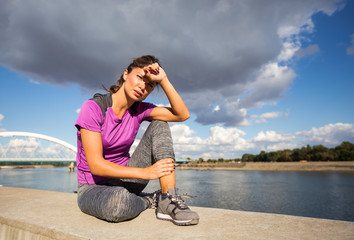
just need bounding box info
[1,187,353,240]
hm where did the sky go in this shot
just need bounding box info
[0,0,353,160]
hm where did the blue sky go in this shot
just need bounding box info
[0,0,353,160]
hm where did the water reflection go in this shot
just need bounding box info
[0,168,78,193]
[146,170,354,221]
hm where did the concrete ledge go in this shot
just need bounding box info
[0,187,353,240]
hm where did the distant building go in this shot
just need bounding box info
[175,158,190,164]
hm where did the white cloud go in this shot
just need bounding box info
[156,103,171,108]
[296,123,354,146]
[266,143,299,152]
[253,131,295,143]
[278,40,301,62]
[168,123,253,159]
[239,62,296,109]
[260,112,283,119]
[254,111,284,124]
[206,126,246,145]
[6,138,40,154]
[29,79,40,85]
[251,130,297,152]
[346,34,354,55]
[166,123,253,159]
[212,105,220,112]
[171,124,203,145]
[0,0,345,127]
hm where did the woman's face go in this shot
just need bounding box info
[123,67,156,101]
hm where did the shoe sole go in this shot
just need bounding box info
[156,212,199,226]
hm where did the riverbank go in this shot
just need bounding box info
[0,165,55,169]
[1,187,353,240]
[176,161,354,171]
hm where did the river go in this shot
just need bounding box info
[1,167,353,222]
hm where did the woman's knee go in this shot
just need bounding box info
[149,120,170,132]
[149,120,172,139]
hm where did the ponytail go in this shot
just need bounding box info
[102,74,124,94]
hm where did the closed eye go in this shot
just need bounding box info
[143,79,155,88]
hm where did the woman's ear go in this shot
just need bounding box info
[123,69,128,81]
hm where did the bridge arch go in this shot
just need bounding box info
[0,131,77,162]
[0,132,77,153]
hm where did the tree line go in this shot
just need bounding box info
[187,141,354,163]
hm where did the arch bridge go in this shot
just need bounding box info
[0,132,77,162]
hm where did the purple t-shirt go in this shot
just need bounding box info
[75,99,155,184]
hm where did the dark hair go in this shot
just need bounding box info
[103,55,160,94]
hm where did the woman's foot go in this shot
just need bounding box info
[156,188,199,226]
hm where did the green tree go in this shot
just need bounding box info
[334,142,354,161]
[242,153,255,162]
[268,151,281,162]
[291,148,306,161]
[278,150,292,162]
[240,141,353,162]
[254,151,268,162]
[310,145,329,161]
[197,157,204,163]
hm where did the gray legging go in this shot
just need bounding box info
[77,120,175,222]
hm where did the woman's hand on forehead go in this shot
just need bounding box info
[144,63,160,75]
[143,63,166,83]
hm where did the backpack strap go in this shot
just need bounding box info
[90,93,113,117]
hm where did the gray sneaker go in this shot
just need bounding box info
[156,188,199,226]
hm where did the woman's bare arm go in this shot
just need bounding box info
[80,128,174,180]
[146,65,190,122]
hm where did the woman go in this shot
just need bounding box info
[75,55,199,226]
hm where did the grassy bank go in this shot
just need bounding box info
[0,162,75,169]
[0,165,55,169]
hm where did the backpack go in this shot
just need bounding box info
[90,93,113,117]
[91,93,138,117]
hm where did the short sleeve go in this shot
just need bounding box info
[75,100,103,132]
[135,101,156,122]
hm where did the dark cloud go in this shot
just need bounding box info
[0,0,344,126]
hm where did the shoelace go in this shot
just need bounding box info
[170,193,195,210]
[140,190,161,209]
